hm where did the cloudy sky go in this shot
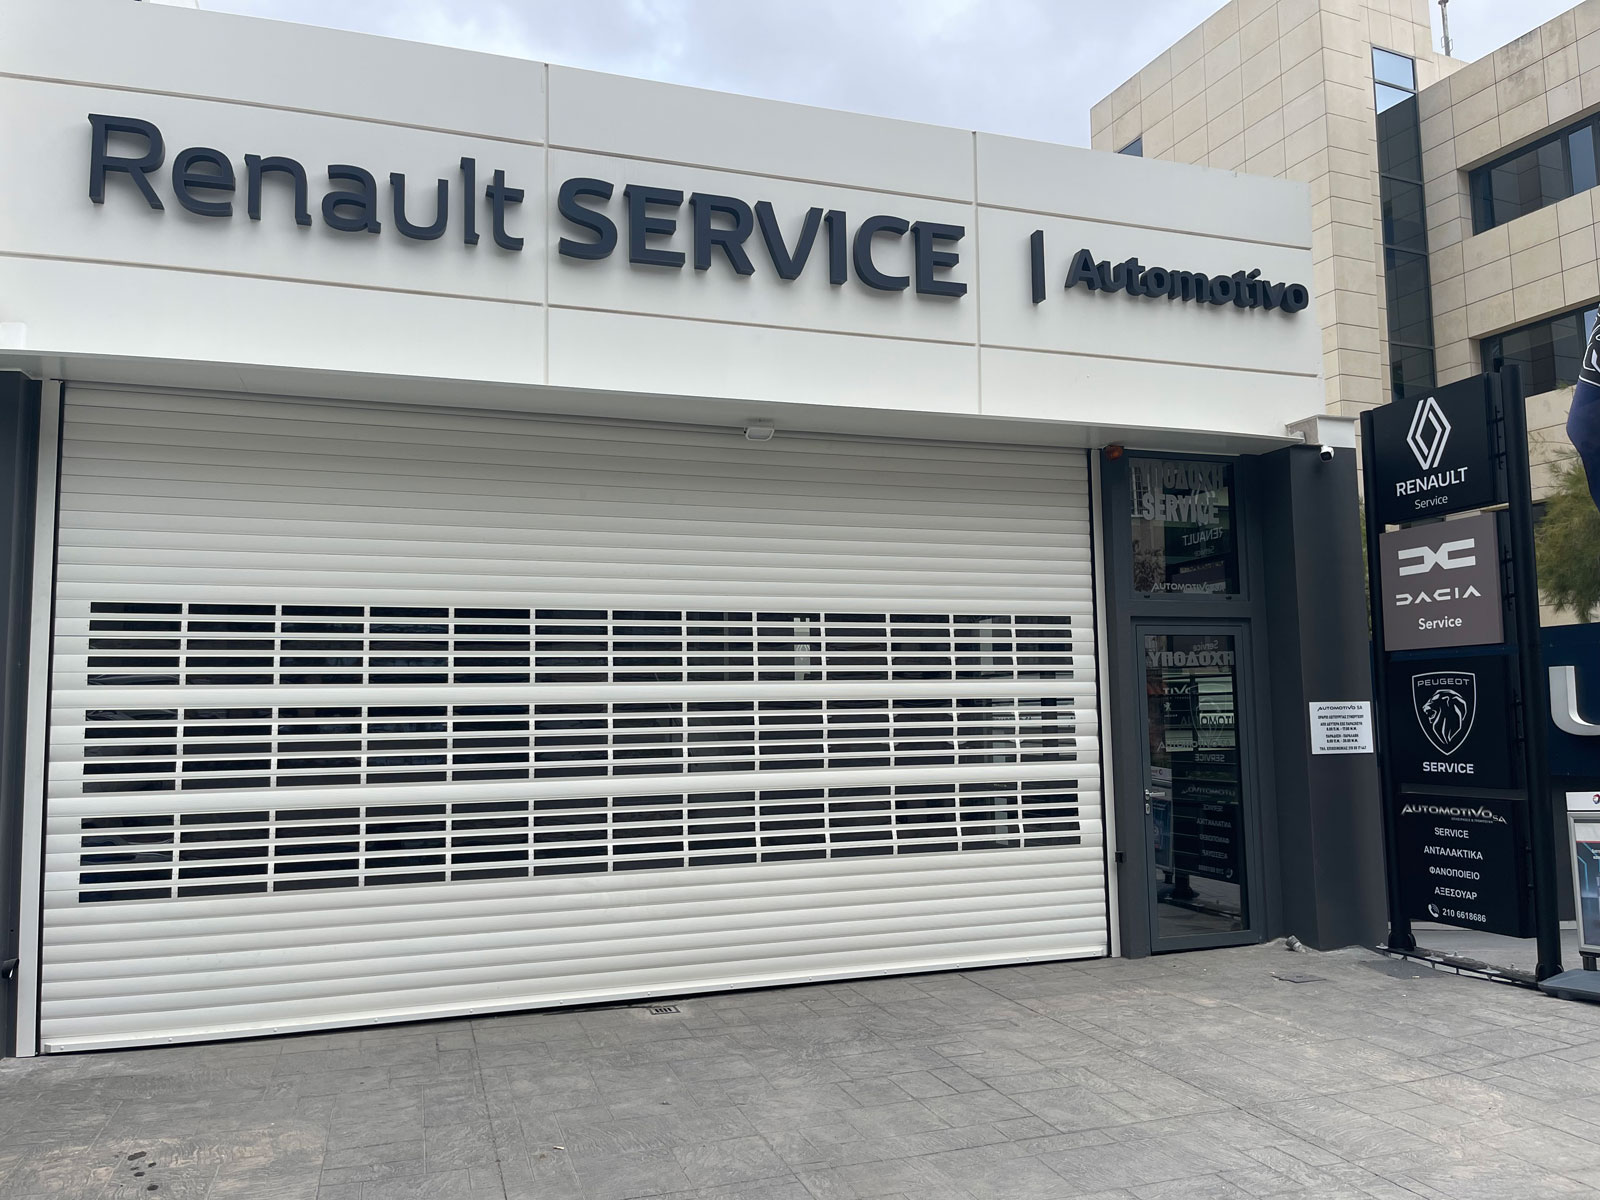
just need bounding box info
[198,0,1573,147]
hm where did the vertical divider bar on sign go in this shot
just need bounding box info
[1500,366,1564,980]
[1359,406,1414,954]
[13,382,61,1058]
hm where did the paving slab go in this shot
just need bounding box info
[5,943,1600,1198]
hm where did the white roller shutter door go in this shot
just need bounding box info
[38,387,1106,1051]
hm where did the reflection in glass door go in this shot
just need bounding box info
[1140,629,1256,947]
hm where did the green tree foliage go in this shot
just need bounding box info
[1536,455,1600,622]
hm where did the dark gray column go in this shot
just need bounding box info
[1095,452,1152,958]
[0,372,40,1057]
[1257,443,1386,950]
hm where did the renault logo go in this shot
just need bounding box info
[1406,395,1452,471]
[1397,537,1476,576]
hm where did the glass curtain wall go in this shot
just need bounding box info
[1374,47,1437,402]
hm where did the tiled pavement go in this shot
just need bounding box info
[7,944,1600,1198]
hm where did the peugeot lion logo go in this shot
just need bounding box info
[1406,395,1452,470]
[1412,672,1476,756]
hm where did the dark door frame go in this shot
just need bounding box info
[1099,450,1282,957]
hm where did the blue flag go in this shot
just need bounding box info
[1571,318,1600,509]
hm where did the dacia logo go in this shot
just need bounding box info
[1394,586,1483,606]
[1397,537,1475,576]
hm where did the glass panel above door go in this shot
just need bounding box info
[1130,459,1240,597]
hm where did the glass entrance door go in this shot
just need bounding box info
[1138,627,1260,949]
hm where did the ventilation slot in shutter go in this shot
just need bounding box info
[79,696,1083,794]
[76,778,1082,902]
[83,603,1079,686]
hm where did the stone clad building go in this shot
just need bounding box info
[1094,0,1600,621]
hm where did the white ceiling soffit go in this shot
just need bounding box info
[0,348,1301,456]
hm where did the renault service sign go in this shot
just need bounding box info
[1369,376,1497,526]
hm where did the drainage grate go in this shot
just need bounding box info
[648,1004,681,1015]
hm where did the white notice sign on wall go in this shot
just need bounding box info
[1309,702,1374,755]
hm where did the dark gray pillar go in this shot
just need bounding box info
[1257,443,1386,950]
[1095,452,1153,958]
[0,373,40,1057]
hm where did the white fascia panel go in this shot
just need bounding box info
[549,65,974,201]
[0,258,543,387]
[975,206,1322,380]
[0,79,544,306]
[547,307,979,414]
[547,148,976,345]
[979,345,1323,442]
[975,133,1314,251]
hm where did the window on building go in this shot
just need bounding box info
[1373,47,1435,401]
[1480,303,1600,395]
[1373,48,1416,111]
[1118,136,1143,156]
[1372,47,1415,89]
[1470,114,1600,233]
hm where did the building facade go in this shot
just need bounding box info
[0,0,1379,1056]
[1093,0,1458,421]
[1093,0,1600,605]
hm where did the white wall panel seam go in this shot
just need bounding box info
[547,301,976,350]
[973,200,1313,252]
[543,61,552,391]
[976,339,1320,379]
[970,130,984,415]
[0,251,545,310]
[541,143,973,207]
